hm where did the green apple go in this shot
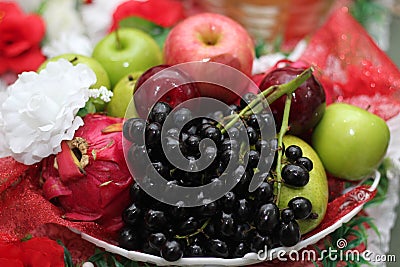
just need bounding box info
[107,72,142,118]
[38,53,111,111]
[92,28,162,87]
[278,135,328,234]
[312,103,390,181]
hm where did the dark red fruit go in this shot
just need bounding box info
[259,66,326,135]
[134,64,200,118]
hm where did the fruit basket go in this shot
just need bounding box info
[1,1,400,266]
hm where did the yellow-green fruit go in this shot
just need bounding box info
[107,72,142,118]
[278,135,328,234]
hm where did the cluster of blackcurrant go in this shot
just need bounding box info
[282,144,313,187]
[120,96,314,261]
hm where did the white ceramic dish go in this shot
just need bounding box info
[72,170,380,266]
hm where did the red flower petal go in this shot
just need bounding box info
[4,46,45,73]
[0,2,45,74]
[0,258,24,267]
[22,15,46,44]
[110,0,185,30]
[0,241,22,260]
[0,2,23,16]
[21,237,65,267]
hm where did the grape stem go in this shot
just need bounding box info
[220,67,313,134]
[274,93,292,204]
[174,218,211,240]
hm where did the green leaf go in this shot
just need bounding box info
[255,38,269,58]
[346,216,374,229]
[77,101,97,117]
[122,261,140,267]
[57,240,74,267]
[315,215,380,266]
[35,0,49,15]
[112,256,125,267]
[346,238,366,250]
[21,234,33,242]
[118,16,171,49]
[350,0,386,27]
[87,249,107,262]
[364,159,390,207]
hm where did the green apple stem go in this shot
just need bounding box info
[274,93,292,204]
[220,67,313,134]
[115,28,122,50]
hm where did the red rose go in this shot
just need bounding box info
[0,2,46,75]
[0,237,65,267]
[110,0,185,31]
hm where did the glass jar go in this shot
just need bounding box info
[198,0,333,49]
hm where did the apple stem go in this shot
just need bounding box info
[274,93,292,204]
[220,67,313,134]
[115,28,122,50]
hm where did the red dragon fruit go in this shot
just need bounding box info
[41,114,133,232]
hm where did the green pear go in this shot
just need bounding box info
[278,135,328,234]
[38,53,111,111]
[107,72,142,118]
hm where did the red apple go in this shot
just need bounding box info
[163,13,255,103]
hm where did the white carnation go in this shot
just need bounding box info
[0,59,96,165]
[252,40,307,74]
[42,32,93,58]
[13,0,43,13]
[0,79,7,95]
[42,0,85,42]
[81,0,127,44]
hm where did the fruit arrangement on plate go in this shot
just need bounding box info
[1,1,400,266]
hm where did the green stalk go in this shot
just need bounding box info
[274,93,292,204]
[174,218,211,240]
[265,67,313,105]
[220,67,313,134]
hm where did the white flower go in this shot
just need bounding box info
[81,0,127,44]
[42,32,93,58]
[0,80,8,100]
[0,59,96,165]
[88,86,113,102]
[42,0,85,42]
[0,81,9,157]
[13,0,43,13]
[252,40,308,74]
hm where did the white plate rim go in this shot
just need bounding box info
[73,170,381,266]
